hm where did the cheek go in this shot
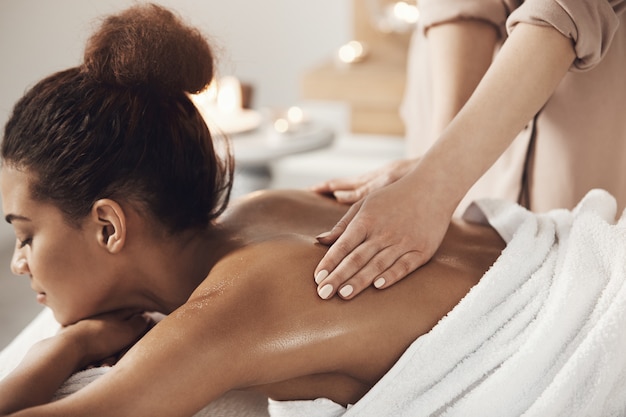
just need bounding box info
[35,240,104,321]
[35,243,83,284]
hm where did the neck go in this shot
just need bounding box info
[128,225,240,314]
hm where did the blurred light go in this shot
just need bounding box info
[274,118,290,133]
[287,106,304,124]
[216,76,242,113]
[337,40,369,64]
[393,1,419,24]
[367,0,419,33]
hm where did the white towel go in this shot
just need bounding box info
[273,189,626,416]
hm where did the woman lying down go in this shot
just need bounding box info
[1,4,625,417]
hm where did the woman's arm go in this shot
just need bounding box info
[314,22,576,299]
[427,19,499,144]
[311,19,499,204]
[0,335,83,415]
[417,22,575,205]
[0,311,149,416]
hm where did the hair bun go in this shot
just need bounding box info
[83,3,214,94]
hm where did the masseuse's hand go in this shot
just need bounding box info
[311,158,419,204]
[59,310,152,369]
[313,174,453,300]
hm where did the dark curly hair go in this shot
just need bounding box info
[2,3,233,234]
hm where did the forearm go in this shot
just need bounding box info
[427,19,499,139]
[411,23,576,212]
[0,335,82,415]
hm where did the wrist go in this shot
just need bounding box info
[41,332,88,371]
[0,333,86,414]
[403,157,467,217]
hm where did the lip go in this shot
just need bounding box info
[36,292,47,305]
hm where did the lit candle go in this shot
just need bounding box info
[190,76,261,135]
[216,76,242,114]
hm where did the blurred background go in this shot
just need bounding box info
[0,0,417,349]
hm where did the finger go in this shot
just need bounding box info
[335,169,404,204]
[316,236,384,299]
[314,209,368,287]
[331,244,398,299]
[129,313,153,335]
[315,200,363,245]
[372,250,428,290]
[333,190,360,203]
[311,174,370,194]
[326,244,432,300]
[309,180,334,194]
[334,180,381,204]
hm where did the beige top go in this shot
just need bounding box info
[401,0,626,213]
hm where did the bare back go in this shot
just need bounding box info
[209,190,505,405]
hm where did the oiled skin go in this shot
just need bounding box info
[212,190,504,405]
[6,190,505,417]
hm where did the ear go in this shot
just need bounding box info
[90,199,127,254]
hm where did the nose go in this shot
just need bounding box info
[11,245,30,276]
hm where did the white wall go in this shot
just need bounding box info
[0,0,351,243]
[0,0,350,131]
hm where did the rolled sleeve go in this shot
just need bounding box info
[419,0,511,37]
[507,0,624,70]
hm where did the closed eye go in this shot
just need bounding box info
[18,237,32,249]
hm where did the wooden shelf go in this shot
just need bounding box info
[301,42,408,135]
[299,0,412,136]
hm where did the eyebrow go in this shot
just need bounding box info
[5,214,31,224]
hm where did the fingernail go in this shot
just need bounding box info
[374,277,386,288]
[334,191,352,200]
[339,285,353,298]
[316,231,331,240]
[315,269,328,284]
[318,284,333,299]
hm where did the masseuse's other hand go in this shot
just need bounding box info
[59,310,152,369]
[311,158,419,204]
[313,176,452,300]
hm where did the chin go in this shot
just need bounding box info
[51,310,77,327]
[50,306,94,327]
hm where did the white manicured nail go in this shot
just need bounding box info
[318,284,333,299]
[339,285,354,298]
[334,191,352,200]
[315,270,328,284]
[374,277,386,288]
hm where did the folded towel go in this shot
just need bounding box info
[273,189,626,416]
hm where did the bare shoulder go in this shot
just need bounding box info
[220,189,347,237]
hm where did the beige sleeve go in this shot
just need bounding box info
[418,0,512,38]
[507,0,626,70]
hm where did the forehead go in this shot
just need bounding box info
[0,165,34,217]
[1,165,82,231]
